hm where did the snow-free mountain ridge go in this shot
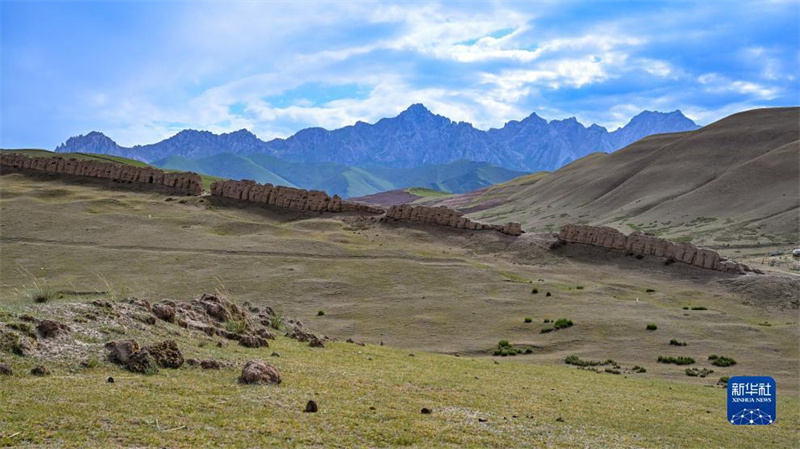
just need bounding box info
[55,104,699,172]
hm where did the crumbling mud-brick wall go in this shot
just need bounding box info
[0,153,203,196]
[385,204,523,236]
[209,179,385,215]
[558,224,760,275]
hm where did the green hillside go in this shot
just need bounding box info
[152,153,525,198]
[2,149,222,191]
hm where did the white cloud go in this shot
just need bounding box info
[698,73,780,99]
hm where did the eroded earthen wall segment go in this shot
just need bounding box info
[385,204,523,236]
[0,153,203,196]
[558,224,759,274]
[209,179,385,215]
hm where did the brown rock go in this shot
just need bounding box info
[143,340,184,369]
[238,360,281,385]
[239,335,269,348]
[152,304,176,323]
[200,359,222,370]
[106,340,140,365]
[36,319,70,339]
[30,365,50,376]
[308,336,325,348]
[127,351,158,374]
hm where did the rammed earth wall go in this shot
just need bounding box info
[558,224,759,274]
[209,179,385,215]
[0,153,203,196]
[385,204,523,236]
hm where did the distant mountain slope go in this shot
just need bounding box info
[153,153,524,198]
[55,104,699,172]
[349,187,453,208]
[426,107,800,247]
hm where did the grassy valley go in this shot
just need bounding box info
[0,171,798,447]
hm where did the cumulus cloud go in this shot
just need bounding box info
[1,0,797,147]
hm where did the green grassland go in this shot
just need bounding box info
[1,303,797,448]
[1,172,798,447]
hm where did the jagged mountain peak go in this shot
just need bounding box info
[54,104,701,171]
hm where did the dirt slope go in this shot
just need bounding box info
[430,107,799,248]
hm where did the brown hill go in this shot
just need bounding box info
[427,107,800,248]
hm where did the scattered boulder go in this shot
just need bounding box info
[36,319,70,339]
[152,304,176,323]
[239,335,269,348]
[346,338,365,346]
[200,359,221,370]
[238,360,281,385]
[256,328,276,340]
[0,362,12,376]
[308,336,325,348]
[106,340,140,365]
[30,365,50,376]
[304,400,318,413]
[127,351,158,374]
[144,340,184,369]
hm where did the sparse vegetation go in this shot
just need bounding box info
[224,318,248,335]
[545,292,551,297]
[708,355,736,367]
[646,323,658,331]
[690,306,707,311]
[531,288,538,294]
[686,368,714,377]
[493,339,526,356]
[632,365,647,373]
[317,310,325,316]
[646,288,656,293]
[540,327,553,333]
[576,285,584,290]
[669,339,687,346]
[553,318,573,330]
[658,356,695,365]
[524,317,532,323]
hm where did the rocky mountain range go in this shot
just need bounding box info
[55,104,699,172]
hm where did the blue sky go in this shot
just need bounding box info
[1,0,798,148]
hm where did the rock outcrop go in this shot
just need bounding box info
[558,224,759,275]
[385,204,523,236]
[239,360,282,384]
[0,153,203,196]
[210,179,384,215]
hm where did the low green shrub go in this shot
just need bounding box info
[632,365,647,373]
[646,323,658,331]
[708,355,736,367]
[646,289,656,293]
[545,292,552,297]
[317,310,325,316]
[669,339,687,346]
[553,318,573,330]
[540,327,553,333]
[576,285,584,290]
[686,367,714,377]
[690,306,708,311]
[531,288,539,294]
[658,355,695,365]
[524,317,532,323]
